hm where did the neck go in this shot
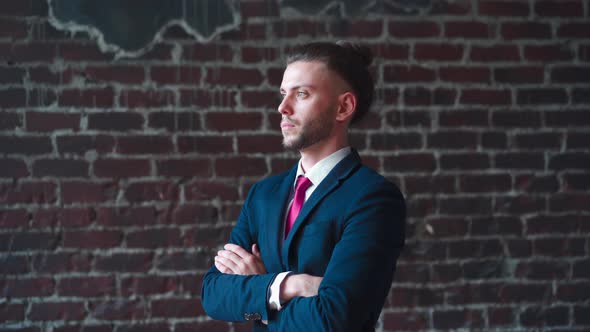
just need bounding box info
[299,134,349,172]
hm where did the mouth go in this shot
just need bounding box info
[280,120,295,130]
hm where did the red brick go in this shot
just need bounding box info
[515,133,562,149]
[494,195,546,214]
[58,277,116,297]
[551,66,590,83]
[440,153,490,170]
[179,89,237,108]
[59,42,114,61]
[549,193,590,212]
[89,300,147,320]
[494,66,544,83]
[28,66,73,84]
[516,173,559,194]
[185,181,239,201]
[177,135,233,154]
[93,159,151,178]
[125,181,179,202]
[440,67,491,83]
[524,44,575,61]
[0,18,28,39]
[383,153,436,172]
[57,135,115,154]
[95,253,153,273]
[84,65,144,84]
[25,112,80,132]
[492,111,542,127]
[384,65,436,83]
[518,88,569,105]
[0,66,25,84]
[573,88,590,103]
[28,88,57,107]
[170,204,218,224]
[241,46,279,63]
[0,181,57,204]
[0,88,26,108]
[240,0,279,18]
[429,0,472,15]
[471,216,522,236]
[206,112,262,131]
[241,90,280,108]
[117,135,173,154]
[427,131,477,149]
[567,133,590,149]
[219,22,266,41]
[32,159,88,177]
[461,89,511,105]
[370,44,408,61]
[3,42,57,62]
[215,157,267,177]
[61,181,117,204]
[155,251,211,271]
[121,276,178,296]
[546,110,590,127]
[182,43,233,62]
[470,44,520,62]
[120,89,176,108]
[151,298,201,318]
[0,209,28,228]
[157,159,210,177]
[0,158,29,177]
[564,173,590,191]
[59,88,114,108]
[3,277,54,297]
[63,230,122,249]
[237,135,283,153]
[535,0,583,17]
[205,67,264,86]
[496,152,545,170]
[272,20,327,38]
[440,197,493,215]
[330,20,383,38]
[29,302,86,321]
[184,225,233,247]
[0,302,26,322]
[390,286,444,307]
[388,21,440,38]
[126,228,182,248]
[0,111,22,130]
[439,110,489,127]
[444,21,493,39]
[150,65,202,85]
[558,23,590,38]
[460,174,511,192]
[482,131,508,149]
[369,133,422,151]
[414,43,463,61]
[488,307,516,326]
[501,22,552,40]
[30,207,94,228]
[95,206,157,226]
[148,111,201,131]
[87,112,144,131]
[404,175,455,194]
[479,1,530,16]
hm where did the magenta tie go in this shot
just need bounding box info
[285,176,312,237]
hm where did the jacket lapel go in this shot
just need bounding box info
[281,151,362,267]
[262,167,297,272]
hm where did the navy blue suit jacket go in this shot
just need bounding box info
[202,150,406,331]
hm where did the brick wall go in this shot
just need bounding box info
[1,0,589,331]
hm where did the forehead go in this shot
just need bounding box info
[280,60,333,89]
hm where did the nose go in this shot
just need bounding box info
[277,95,292,115]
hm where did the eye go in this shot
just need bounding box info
[297,91,308,98]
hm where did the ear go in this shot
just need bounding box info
[335,92,356,123]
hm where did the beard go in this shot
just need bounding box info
[282,106,335,152]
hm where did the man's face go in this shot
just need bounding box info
[278,61,340,152]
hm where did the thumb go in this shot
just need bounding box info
[252,243,261,257]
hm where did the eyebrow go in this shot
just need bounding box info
[280,84,317,92]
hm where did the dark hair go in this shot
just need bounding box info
[286,41,374,125]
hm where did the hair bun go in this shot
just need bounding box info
[336,40,373,66]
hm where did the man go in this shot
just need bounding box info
[201,41,406,331]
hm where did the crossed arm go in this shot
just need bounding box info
[214,243,322,303]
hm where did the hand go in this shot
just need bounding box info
[214,243,267,275]
[280,274,323,303]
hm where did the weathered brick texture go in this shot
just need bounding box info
[1,0,589,331]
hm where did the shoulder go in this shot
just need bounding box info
[349,165,404,200]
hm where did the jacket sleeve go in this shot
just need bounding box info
[201,182,278,322]
[267,181,406,331]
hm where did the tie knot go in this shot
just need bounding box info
[295,176,312,192]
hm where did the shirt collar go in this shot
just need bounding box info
[295,147,352,187]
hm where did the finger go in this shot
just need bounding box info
[224,243,251,258]
[218,249,243,266]
[215,255,238,272]
[252,244,261,258]
[214,259,233,274]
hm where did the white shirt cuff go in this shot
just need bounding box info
[268,271,291,311]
